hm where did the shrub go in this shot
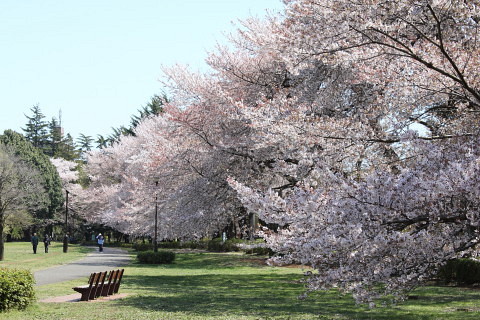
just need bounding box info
[207,238,242,252]
[118,242,134,249]
[158,241,181,249]
[236,240,274,256]
[133,243,153,252]
[437,259,480,285]
[183,239,209,250]
[137,251,176,264]
[250,246,274,256]
[0,268,35,312]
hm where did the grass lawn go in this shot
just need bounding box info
[1,243,480,319]
[0,241,94,271]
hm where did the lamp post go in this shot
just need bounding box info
[64,189,70,253]
[65,189,69,233]
[154,181,158,252]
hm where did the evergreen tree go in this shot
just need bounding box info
[56,133,80,161]
[77,133,94,161]
[129,94,166,131]
[22,104,49,152]
[95,135,108,149]
[48,117,63,157]
[102,94,167,147]
[77,134,94,153]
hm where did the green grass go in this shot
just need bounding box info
[1,243,480,319]
[0,241,93,271]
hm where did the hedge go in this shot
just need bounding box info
[137,250,176,264]
[0,268,35,312]
[132,238,274,255]
[437,259,480,285]
[133,242,154,252]
[207,238,243,252]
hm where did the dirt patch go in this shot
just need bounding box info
[40,293,129,303]
[241,258,268,266]
[283,264,312,269]
[261,259,312,269]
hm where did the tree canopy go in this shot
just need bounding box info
[0,130,64,222]
[22,104,49,152]
[97,94,167,148]
[0,142,46,260]
[82,0,480,304]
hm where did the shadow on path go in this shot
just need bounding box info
[34,247,132,286]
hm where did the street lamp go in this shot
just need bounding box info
[65,189,69,233]
[64,189,70,253]
[154,181,158,252]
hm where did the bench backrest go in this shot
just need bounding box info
[86,272,100,300]
[88,271,107,300]
[113,269,124,294]
[102,269,118,296]
[94,271,108,298]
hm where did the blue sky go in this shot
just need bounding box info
[0,0,283,142]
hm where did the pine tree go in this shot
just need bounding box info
[77,133,94,153]
[95,135,108,149]
[22,104,49,152]
[77,133,94,161]
[48,117,63,157]
[103,94,167,146]
[56,133,80,161]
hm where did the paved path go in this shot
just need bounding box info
[34,247,132,286]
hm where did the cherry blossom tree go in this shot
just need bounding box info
[227,0,480,304]
[50,157,85,224]
[84,96,258,240]
[50,158,82,193]
[82,0,480,304]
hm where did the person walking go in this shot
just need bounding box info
[31,233,39,254]
[96,233,104,252]
[43,234,51,253]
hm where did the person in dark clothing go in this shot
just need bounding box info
[31,233,39,254]
[63,233,69,253]
[43,234,50,253]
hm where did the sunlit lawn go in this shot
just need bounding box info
[0,241,93,271]
[2,243,480,319]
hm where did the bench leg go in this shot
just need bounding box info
[80,291,90,301]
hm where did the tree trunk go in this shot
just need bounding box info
[0,214,5,261]
[249,212,257,240]
[233,216,241,239]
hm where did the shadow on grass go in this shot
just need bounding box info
[408,285,480,305]
[117,273,354,318]
[115,273,474,319]
[110,253,480,319]
[130,252,268,270]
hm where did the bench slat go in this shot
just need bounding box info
[113,269,124,294]
[72,269,125,301]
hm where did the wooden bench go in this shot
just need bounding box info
[103,268,124,296]
[73,269,124,301]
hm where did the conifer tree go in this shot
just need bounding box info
[56,133,79,161]
[47,117,63,157]
[77,134,94,153]
[22,104,49,152]
[102,94,167,146]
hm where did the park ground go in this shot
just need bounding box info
[1,242,480,319]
